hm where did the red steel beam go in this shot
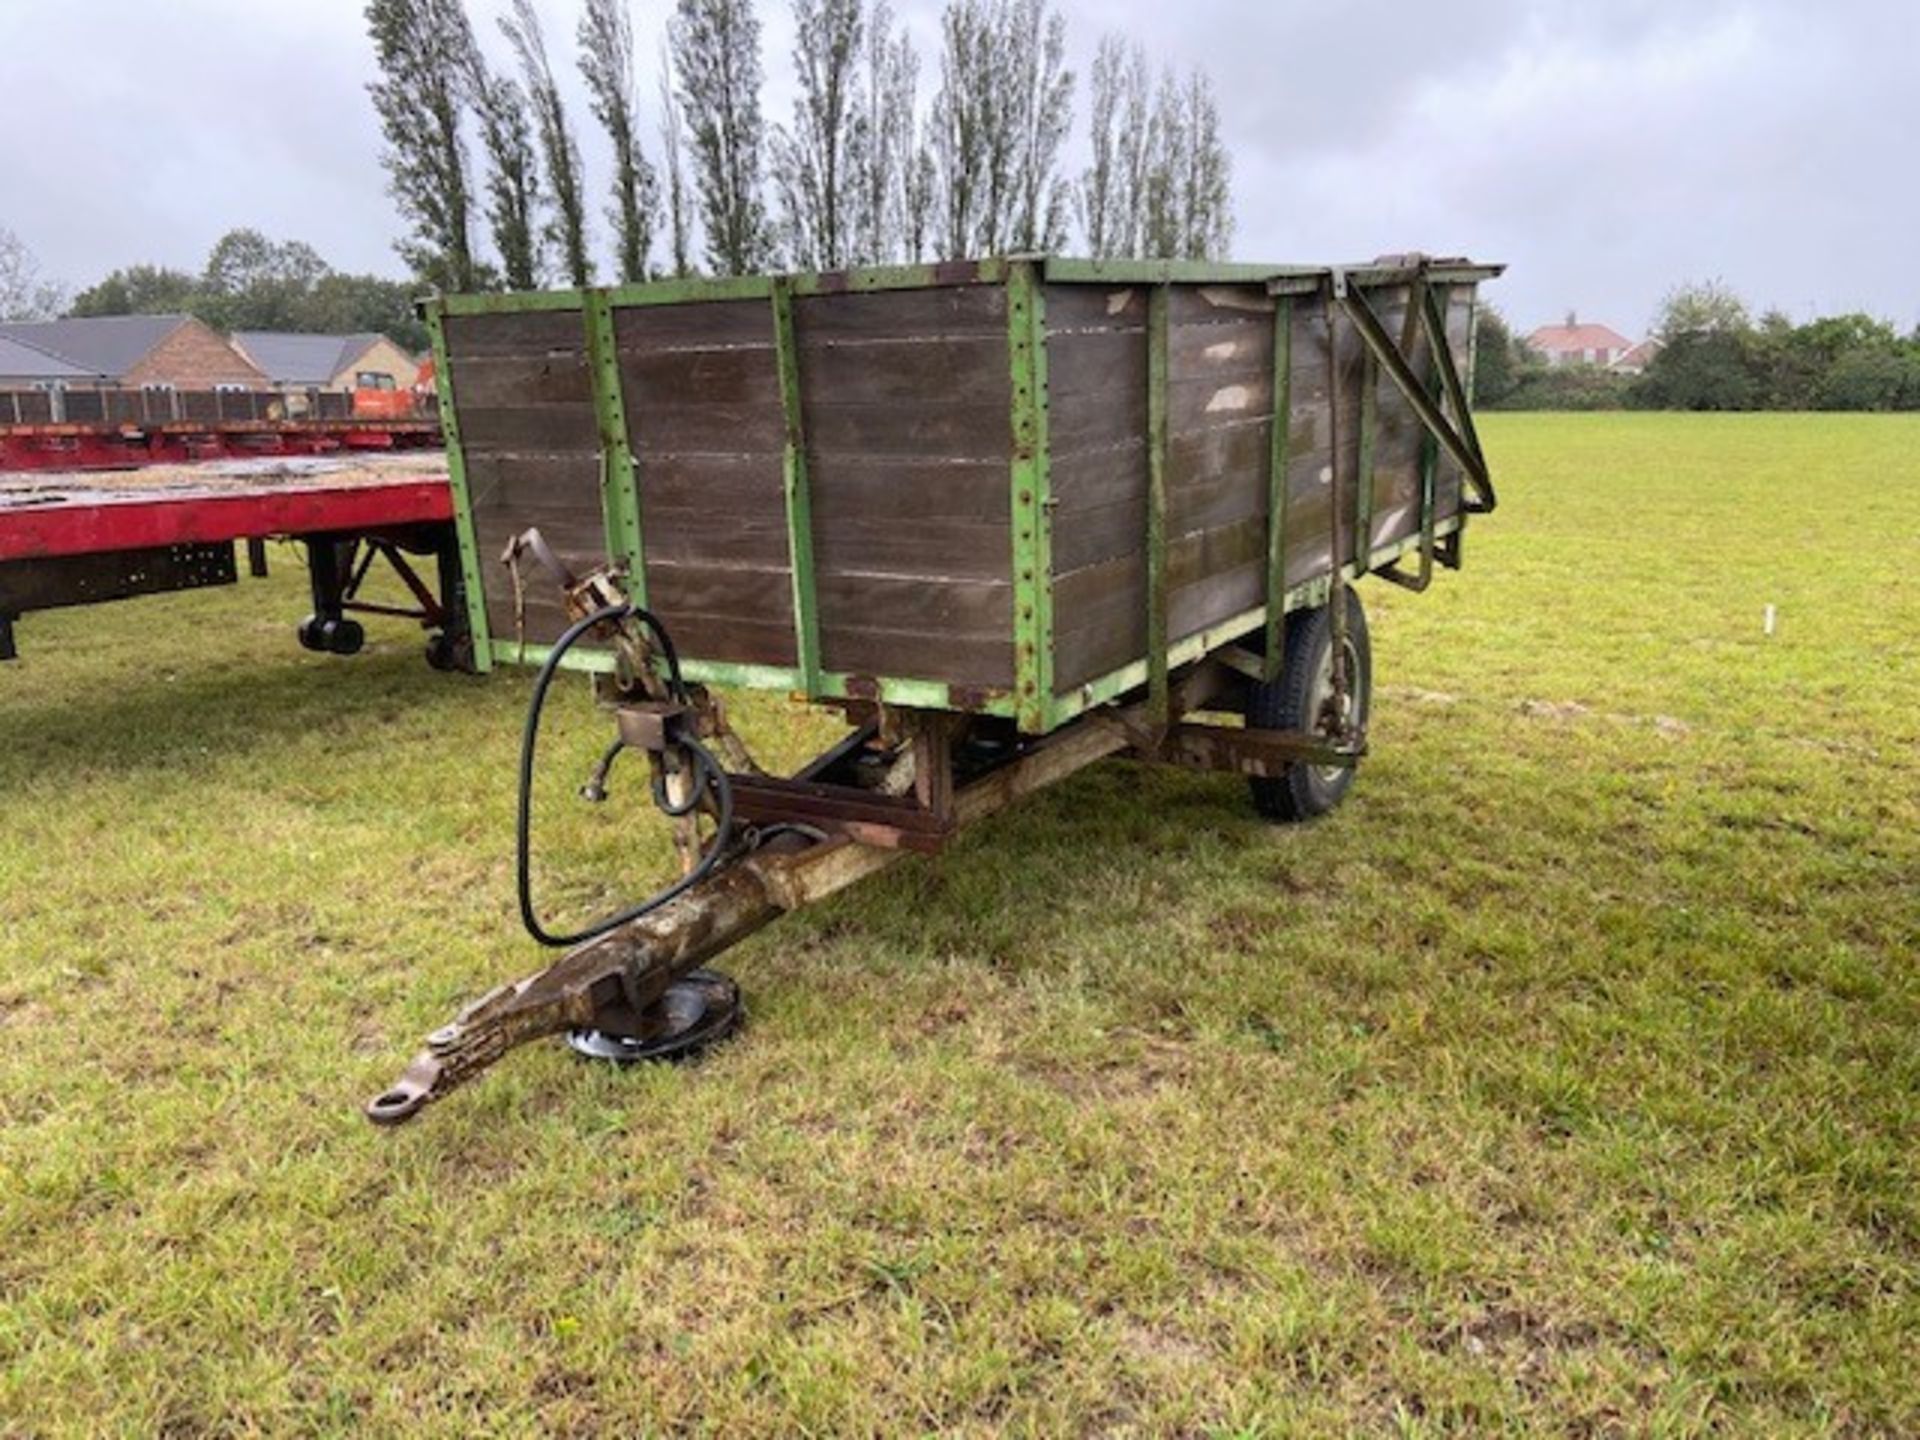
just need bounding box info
[0,479,453,563]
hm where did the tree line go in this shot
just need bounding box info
[366,0,1237,291]
[1477,281,1920,413]
[0,225,433,353]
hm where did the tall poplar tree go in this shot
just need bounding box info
[671,0,777,275]
[773,0,865,271]
[579,0,659,282]
[465,49,544,289]
[929,0,1071,259]
[502,0,592,286]
[657,40,695,275]
[364,0,478,290]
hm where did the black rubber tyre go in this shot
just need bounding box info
[321,618,365,656]
[1246,587,1372,823]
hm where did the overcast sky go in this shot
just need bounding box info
[1,0,1912,336]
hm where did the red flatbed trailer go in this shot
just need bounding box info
[0,418,442,473]
[0,463,469,666]
[0,385,441,474]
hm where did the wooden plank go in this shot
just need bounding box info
[455,403,599,456]
[1169,285,1273,327]
[1046,328,1147,399]
[628,403,786,457]
[1043,283,1146,331]
[793,284,1006,340]
[619,346,783,407]
[795,335,1011,407]
[613,298,774,351]
[820,628,1014,688]
[806,400,1012,460]
[818,571,1011,636]
[445,350,592,408]
[812,515,1012,582]
[444,309,588,358]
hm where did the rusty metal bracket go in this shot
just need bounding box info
[1137,721,1364,778]
[1331,269,1497,516]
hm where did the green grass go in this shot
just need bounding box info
[1,413,1916,1436]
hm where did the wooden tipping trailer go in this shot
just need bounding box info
[366,254,1500,1123]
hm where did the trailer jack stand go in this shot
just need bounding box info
[566,969,743,1064]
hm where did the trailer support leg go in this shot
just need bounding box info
[297,537,365,656]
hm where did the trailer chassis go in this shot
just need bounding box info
[366,547,1361,1125]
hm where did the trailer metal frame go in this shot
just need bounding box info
[0,474,468,664]
[369,253,1500,1123]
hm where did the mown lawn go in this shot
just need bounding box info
[1,413,1916,1436]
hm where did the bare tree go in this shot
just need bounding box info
[1006,0,1073,253]
[928,0,993,258]
[1136,66,1235,261]
[0,228,67,321]
[502,0,592,286]
[851,2,919,264]
[579,0,658,282]
[364,0,478,290]
[1140,68,1185,259]
[464,50,544,290]
[1176,70,1232,260]
[1077,35,1149,258]
[671,0,777,275]
[773,0,866,271]
[929,0,1072,259]
[657,39,695,275]
[902,146,936,263]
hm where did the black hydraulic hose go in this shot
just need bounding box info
[517,603,734,949]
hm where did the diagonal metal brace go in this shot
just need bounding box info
[1334,275,1497,516]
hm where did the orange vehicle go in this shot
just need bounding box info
[350,385,420,421]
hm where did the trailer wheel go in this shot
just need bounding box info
[1246,588,1371,822]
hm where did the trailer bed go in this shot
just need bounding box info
[429,255,1498,733]
[0,456,460,661]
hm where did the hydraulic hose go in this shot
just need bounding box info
[516,603,735,949]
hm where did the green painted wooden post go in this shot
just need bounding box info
[423,303,494,673]
[582,290,647,604]
[1146,284,1172,727]
[1008,261,1055,733]
[1264,296,1293,682]
[1354,325,1378,575]
[1416,284,1447,570]
[770,278,822,698]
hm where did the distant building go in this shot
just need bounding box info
[1527,315,1635,369]
[1608,338,1662,375]
[0,314,266,391]
[0,332,98,388]
[231,331,421,393]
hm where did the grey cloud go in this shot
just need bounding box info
[1,0,1911,337]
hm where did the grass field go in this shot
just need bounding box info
[2,414,1916,1436]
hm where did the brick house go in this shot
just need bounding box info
[1526,316,1635,369]
[0,332,98,387]
[231,331,421,393]
[0,314,267,391]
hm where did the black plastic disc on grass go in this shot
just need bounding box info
[566,969,743,1065]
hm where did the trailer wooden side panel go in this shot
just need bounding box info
[444,310,602,649]
[429,256,1497,728]
[794,285,1015,689]
[613,300,797,667]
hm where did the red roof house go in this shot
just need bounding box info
[1526,317,1635,369]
